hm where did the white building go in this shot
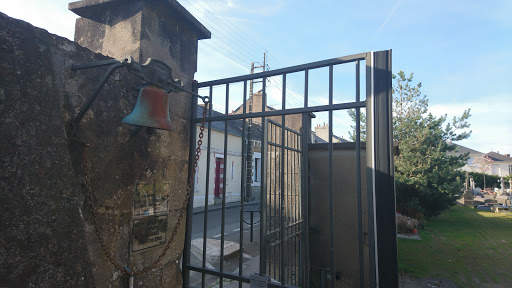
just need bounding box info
[450,143,512,177]
[193,106,262,208]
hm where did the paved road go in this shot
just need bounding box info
[191,203,260,241]
[188,203,261,287]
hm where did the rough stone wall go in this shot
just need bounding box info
[0,12,191,287]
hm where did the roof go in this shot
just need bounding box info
[448,143,484,156]
[196,105,262,140]
[485,152,512,162]
[333,134,349,143]
[313,134,327,143]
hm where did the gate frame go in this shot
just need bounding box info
[183,50,397,288]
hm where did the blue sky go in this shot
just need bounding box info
[1,0,510,153]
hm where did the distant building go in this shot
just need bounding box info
[314,123,348,143]
[449,143,512,177]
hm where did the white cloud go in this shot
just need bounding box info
[0,1,77,40]
[429,95,512,153]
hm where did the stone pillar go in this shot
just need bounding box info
[70,0,210,92]
[68,1,211,287]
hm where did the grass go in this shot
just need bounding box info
[398,205,512,287]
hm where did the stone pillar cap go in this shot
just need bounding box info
[69,0,211,39]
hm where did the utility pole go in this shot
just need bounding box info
[246,53,266,202]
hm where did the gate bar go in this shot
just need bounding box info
[201,86,214,288]
[191,101,366,123]
[365,52,378,287]
[259,77,268,276]
[328,64,335,288]
[183,82,199,287]
[280,73,286,284]
[196,53,367,88]
[301,69,310,288]
[238,80,247,288]
[219,84,230,288]
[355,60,365,288]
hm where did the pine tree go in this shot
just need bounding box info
[348,71,472,218]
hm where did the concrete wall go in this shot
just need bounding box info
[0,12,194,287]
[308,143,370,288]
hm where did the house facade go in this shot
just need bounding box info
[193,106,262,208]
[486,152,512,177]
[450,143,511,177]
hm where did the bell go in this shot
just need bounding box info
[122,86,175,131]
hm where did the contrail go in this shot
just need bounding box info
[377,0,401,35]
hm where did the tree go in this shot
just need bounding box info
[347,109,366,141]
[348,71,472,218]
[471,155,494,189]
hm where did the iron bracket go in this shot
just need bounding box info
[71,56,208,129]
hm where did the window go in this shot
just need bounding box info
[509,165,512,175]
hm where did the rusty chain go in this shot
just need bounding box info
[79,98,209,276]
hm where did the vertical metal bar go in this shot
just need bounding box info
[273,122,277,280]
[201,86,214,288]
[289,131,293,285]
[291,132,295,286]
[365,52,378,288]
[280,74,287,284]
[239,81,247,288]
[259,77,268,276]
[183,81,199,287]
[373,50,397,287]
[355,60,365,288]
[285,129,289,284]
[250,212,254,242]
[220,83,230,288]
[269,123,273,277]
[301,69,310,287]
[284,131,293,284]
[294,134,303,286]
[328,64,335,288]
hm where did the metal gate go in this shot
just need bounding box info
[183,50,397,288]
[263,119,304,286]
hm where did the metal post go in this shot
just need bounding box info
[302,69,310,288]
[219,83,230,288]
[355,60,365,288]
[201,86,214,288]
[239,81,247,288]
[328,64,335,288]
[259,76,268,276]
[280,74,286,284]
[366,50,397,287]
[250,211,254,242]
[183,81,199,287]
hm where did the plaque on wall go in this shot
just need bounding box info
[133,181,170,216]
[132,215,168,252]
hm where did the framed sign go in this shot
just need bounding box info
[132,215,167,252]
[131,181,170,252]
[133,181,169,216]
